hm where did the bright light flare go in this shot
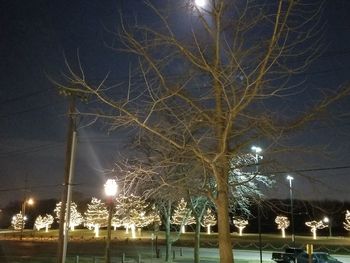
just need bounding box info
[286,175,294,181]
[251,145,262,153]
[104,179,118,197]
[195,0,207,8]
[27,198,34,206]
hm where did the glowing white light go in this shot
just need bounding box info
[286,175,294,181]
[27,198,34,206]
[251,146,262,153]
[195,0,206,8]
[104,179,118,197]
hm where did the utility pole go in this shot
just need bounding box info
[57,95,77,263]
[20,175,28,241]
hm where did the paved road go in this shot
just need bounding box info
[0,240,349,262]
[170,247,350,263]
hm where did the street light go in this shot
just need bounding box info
[195,0,207,8]
[286,175,295,246]
[251,145,263,263]
[323,216,332,237]
[20,197,34,240]
[104,179,118,263]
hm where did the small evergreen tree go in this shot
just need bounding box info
[34,214,54,232]
[344,210,350,231]
[84,197,108,237]
[172,198,195,233]
[54,201,83,230]
[115,194,151,238]
[11,212,24,230]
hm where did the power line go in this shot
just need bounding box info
[0,184,72,192]
[0,143,65,158]
[0,88,53,105]
[267,165,350,175]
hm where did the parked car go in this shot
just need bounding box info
[272,247,305,263]
[296,252,343,263]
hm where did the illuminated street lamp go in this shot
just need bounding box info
[104,179,118,263]
[251,145,263,263]
[20,197,34,240]
[286,175,295,246]
[251,145,262,156]
[194,0,207,8]
[323,216,332,237]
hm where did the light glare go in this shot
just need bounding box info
[251,145,262,153]
[27,198,34,206]
[104,179,118,197]
[195,0,206,8]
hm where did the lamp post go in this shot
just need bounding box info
[251,145,263,263]
[20,197,34,240]
[286,175,295,246]
[104,179,117,263]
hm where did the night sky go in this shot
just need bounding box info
[1,0,350,208]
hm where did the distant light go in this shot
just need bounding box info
[195,0,207,8]
[27,198,34,206]
[323,217,329,223]
[251,146,262,153]
[286,175,294,181]
[104,179,118,197]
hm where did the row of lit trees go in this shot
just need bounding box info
[223,212,350,239]
[11,195,216,237]
[12,196,350,241]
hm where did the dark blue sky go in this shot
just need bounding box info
[1,0,350,207]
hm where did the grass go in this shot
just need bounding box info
[1,229,349,262]
[2,229,350,248]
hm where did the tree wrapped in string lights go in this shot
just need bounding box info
[34,214,54,232]
[84,197,108,237]
[233,218,248,236]
[149,205,162,230]
[172,198,195,233]
[54,201,83,231]
[343,210,350,231]
[111,216,122,231]
[11,212,24,230]
[305,220,328,240]
[275,216,290,238]
[115,194,152,238]
[201,208,217,234]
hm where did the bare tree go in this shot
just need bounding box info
[55,0,350,262]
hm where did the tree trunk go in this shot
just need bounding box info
[165,201,172,262]
[194,217,201,263]
[216,173,234,263]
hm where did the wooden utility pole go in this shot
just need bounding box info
[57,96,77,263]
